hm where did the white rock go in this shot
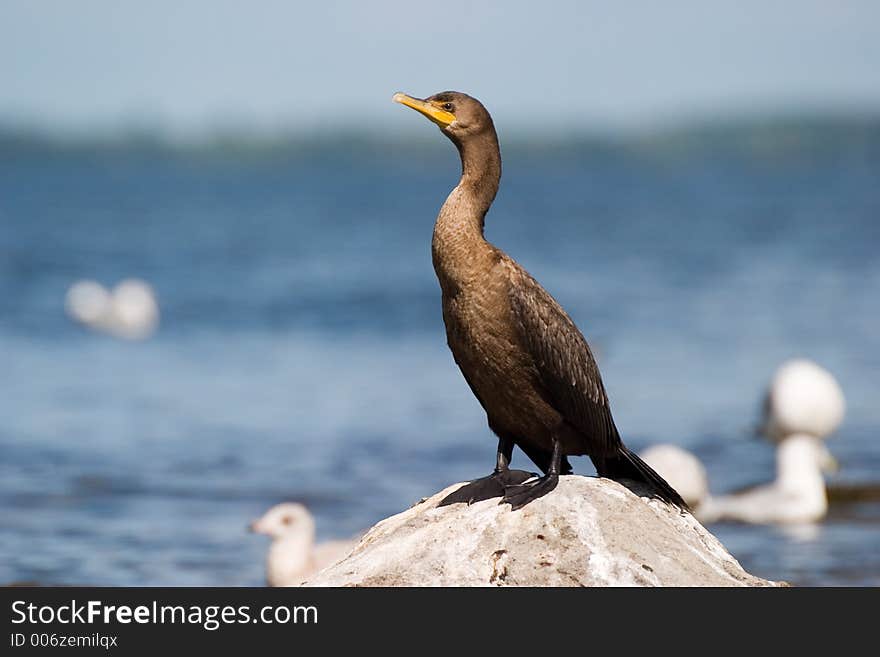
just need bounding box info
[303,476,781,587]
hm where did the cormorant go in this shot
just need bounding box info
[393,91,687,510]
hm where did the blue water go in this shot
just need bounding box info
[1,130,879,586]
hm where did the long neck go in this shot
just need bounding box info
[776,434,826,494]
[432,129,502,290]
[456,130,502,225]
[266,528,315,586]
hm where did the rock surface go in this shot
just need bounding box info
[304,476,782,587]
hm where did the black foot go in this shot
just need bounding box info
[501,473,559,510]
[439,469,537,507]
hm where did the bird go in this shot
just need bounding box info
[758,359,845,445]
[65,278,159,340]
[249,503,358,586]
[639,444,709,510]
[698,359,845,524]
[393,90,687,511]
[642,359,845,525]
[696,433,838,524]
[641,437,839,524]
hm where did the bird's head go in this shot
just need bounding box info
[248,502,315,539]
[393,91,495,143]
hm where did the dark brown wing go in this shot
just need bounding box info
[507,267,621,457]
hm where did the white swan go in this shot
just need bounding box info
[65,279,159,340]
[249,503,358,587]
[641,359,845,525]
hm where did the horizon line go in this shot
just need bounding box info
[2,106,880,147]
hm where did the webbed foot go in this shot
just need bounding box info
[500,473,559,510]
[439,469,537,506]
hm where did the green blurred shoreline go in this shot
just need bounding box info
[2,113,879,161]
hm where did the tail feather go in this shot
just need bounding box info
[595,446,689,511]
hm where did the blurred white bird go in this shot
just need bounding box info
[696,433,839,524]
[641,358,845,525]
[249,503,359,587]
[638,444,709,510]
[759,359,846,444]
[65,279,159,340]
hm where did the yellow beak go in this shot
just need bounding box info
[819,444,840,474]
[393,92,456,127]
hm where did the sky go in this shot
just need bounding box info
[2,1,879,136]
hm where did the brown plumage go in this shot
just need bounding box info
[393,90,687,510]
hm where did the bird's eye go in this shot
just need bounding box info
[281,516,292,525]
[443,103,454,112]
